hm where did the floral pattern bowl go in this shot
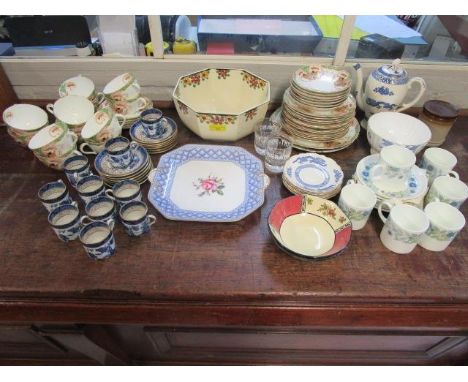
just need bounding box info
[173,68,270,141]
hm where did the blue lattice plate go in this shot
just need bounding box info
[355,154,428,199]
[147,144,268,222]
[282,153,343,196]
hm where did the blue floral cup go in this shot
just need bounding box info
[38,179,73,212]
[48,201,82,242]
[76,174,106,205]
[81,196,116,225]
[79,219,116,260]
[140,108,168,138]
[105,179,142,207]
[63,154,93,188]
[104,136,139,169]
[119,200,156,237]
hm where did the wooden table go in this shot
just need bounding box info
[0,110,467,365]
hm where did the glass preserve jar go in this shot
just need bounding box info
[418,100,458,147]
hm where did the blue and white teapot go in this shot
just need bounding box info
[354,59,426,119]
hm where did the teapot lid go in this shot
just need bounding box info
[373,59,408,85]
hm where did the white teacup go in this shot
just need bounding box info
[420,147,459,185]
[28,122,78,169]
[338,180,377,230]
[418,202,465,252]
[425,175,468,209]
[3,104,49,146]
[371,145,416,192]
[111,97,149,118]
[47,95,94,136]
[79,107,126,155]
[103,73,141,102]
[58,74,104,106]
[378,202,430,254]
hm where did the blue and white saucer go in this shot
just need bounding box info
[95,145,151,178]
[355,154,428,200]
[129,117,178,154]
[282,153,343,198]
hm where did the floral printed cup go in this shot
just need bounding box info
[81,196,116,225]
[420,147,459,185]
[38,179,73,212]
[76,175,106,205]
[28,122,78,169]
[79,220,116,260]
[3,104,49,146]
[370,145,416,191]
[63,154,92,188]
[418,202,465,252]
[111,97,149,117]
[119,200,156,237]
[103,73,141,102]
[47,95,94,137]
[140,108,168,138]
[58,74,104,106]
[338,180,377,230]
[106,179,142,206]
[378,201,429,254]
[48,202,82,242]
[80,107,126,155]
[424,175,468,209]
[104,136,139,169]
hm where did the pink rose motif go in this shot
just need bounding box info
[193,175,225,197]
[201,179,217,192]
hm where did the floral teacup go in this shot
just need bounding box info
[47,95,94,137]
[103,73,141,102]
[338,180,377,230]
[3,104,49,146]
[378,201,429,254]
[58,74,104,106]
[424,175,468,209]
[418,202,465,252]
[79,107,126,155]
[420,147,459,185]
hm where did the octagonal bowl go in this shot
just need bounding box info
[173,68,270,141]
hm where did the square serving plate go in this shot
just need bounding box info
[147,144,267,222]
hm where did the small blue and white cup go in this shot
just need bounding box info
[420,147,459,185]
[76,174,106,205]
[38,179,73,212]
[63,154,93,188]
[105,179,142,207]
[81,196,116,225]
[104,136,139,169]
[79,219,116,260]
[140,108,168,138]
[119,200,156,237]
[48,201,82,242]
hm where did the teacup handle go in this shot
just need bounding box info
[129,141,139,152]
[136,97,149,112]
[94,92,106,107]
[80,142,97,155]
[448,171,459,179]
[46,103,55,115]
[105,189,115,199]
[68,131,78,145]
[115,113,127,128]
[131,81,141,94]
[80,216,93,225]
[148,214,157,226]
[106,218,115,231]
[377,202,392,224]
[70,201,78,208]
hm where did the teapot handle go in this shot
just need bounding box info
[396,77,426,112]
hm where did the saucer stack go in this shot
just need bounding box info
[273,65,359,153]
[129,117,178,154]
[282,153,344,199]
[94,144,153,186]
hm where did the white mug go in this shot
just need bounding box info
[420,147,459,185]
[418,202,465,252]
[47,95,94,136]
[425,175,468,209]
[378,202,429,254]
[371,145,416,193]
[338,180,377,230]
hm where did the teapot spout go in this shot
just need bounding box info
[353,63,365,110]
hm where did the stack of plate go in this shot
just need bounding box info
[129,117,178,154]
[94,144,153,186]
[282,153,344,199]
[273,65,359,153]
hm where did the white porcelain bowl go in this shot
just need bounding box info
[173,68,270,141]
[367,112,431,154]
